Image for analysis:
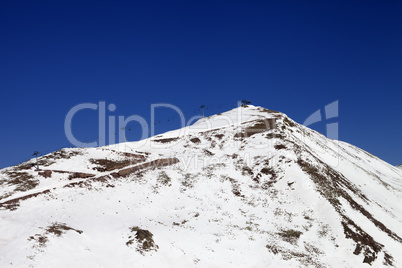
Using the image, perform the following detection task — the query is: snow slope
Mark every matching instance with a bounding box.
[0,105,401,267]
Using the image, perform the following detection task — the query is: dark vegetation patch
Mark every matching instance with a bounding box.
[231,186,243,197]
[297,157,401,242]
[38,170,52,178]
[90,158,142,172]
[209,140,217,148]
[203,149,214,156]
[204,163,226,170]
[266,244,280,254]
[265,133,286,139]
[296,159,341,206]
[0,171,39,200]
[63,175,112,188]
[1,173,114,211]
[383,252,394,266]
[252,175,260,184]
[303,214,313,221]
[202,163,226,180]
[126,227,158,254]
[50,149,82,159]
[215,134,224,140]
[257,167,278,189]
[120,152,148,159]
[296,150,400,265]
[200,130,214,141]
[297,156,372,207]
[28,222,82,248]
[106,150,149,158]
[67,172,95,180]
[282,117,297,128]
[63,180,91,189]
[181,173,198,190]
[266,243,324,267]
[38,149,83,167]
[342,219,383,264]
[241,166,253,176]
[278,229,303,244]
[189,137,201,144]
[274,144,287,150]
[346,197,401,243]
[46,222,83,236]
[153,137,179,143]
[0,190,51,211]
[0,192,13,201]
[173,220,188,226]
[260,167,275,176]
[5,171,38,192]
[234,132,246,139]
[258,108,279,114]
[157,171,171,186]
[11,149,82,170]
[41,169,95,180]
[28,234,48,248]
[222,176,245,198]
[13,161,36,170]
[304,242,324,255]
[112,158,179,178]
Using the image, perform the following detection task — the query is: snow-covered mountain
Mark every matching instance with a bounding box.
[1,105,401,267]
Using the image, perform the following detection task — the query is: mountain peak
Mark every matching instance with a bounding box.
[192,105,280,128]
[149,105,288,143]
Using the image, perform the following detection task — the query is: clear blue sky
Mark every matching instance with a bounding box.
[1,0,401,168]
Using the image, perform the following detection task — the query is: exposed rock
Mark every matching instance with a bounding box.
[38,170,52,178]
[113,158,180,178]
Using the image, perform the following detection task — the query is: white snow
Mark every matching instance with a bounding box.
[0,105,401,267]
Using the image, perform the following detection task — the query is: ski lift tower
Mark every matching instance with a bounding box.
[241,100,251,107]
[120,126,127,143]
[33,151,39,170]
[200,105,205,118]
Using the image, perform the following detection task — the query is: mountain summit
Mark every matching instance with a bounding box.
[1,105,401,267]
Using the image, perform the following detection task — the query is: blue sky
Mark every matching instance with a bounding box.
[0,0,401,168]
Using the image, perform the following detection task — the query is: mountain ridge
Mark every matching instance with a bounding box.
[1,105,401,267]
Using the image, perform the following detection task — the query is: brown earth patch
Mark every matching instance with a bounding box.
[112,158,180,178]
[296,153,400,265]
[90,159,142,172]
[38,170,52,178]
[190,137,201,144]
[126,226,158,254]
[153,137,179,143]
[0,189,51,211]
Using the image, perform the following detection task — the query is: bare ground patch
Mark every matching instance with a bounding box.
[126,226,158,254]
